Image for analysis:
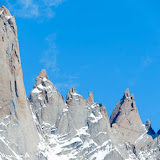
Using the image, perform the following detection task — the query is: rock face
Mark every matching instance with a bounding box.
[110,88,146,144]
[0,5,39,159]
[0,5,160,160]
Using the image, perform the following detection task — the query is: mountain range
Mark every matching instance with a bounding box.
[0,5,160,160]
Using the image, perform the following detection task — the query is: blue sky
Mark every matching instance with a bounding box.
[2,0,160,131]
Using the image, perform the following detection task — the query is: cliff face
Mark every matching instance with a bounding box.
[0,5,39,159]
[0,5,160,160]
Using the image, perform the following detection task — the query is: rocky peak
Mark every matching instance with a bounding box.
[123,88,135,101]
[87,91,94,103]
[36,69,48,80]
[146,119,151,130]
[0,5,39,159]
[124,88,130,98]
[66,88,84,105]
[66,88,78,100]
[30,70,66,126]
[0,5,17,36]
[146,119,156,136]
[110,88,145,144]
[69,87,76,93]
[110,89,137,125]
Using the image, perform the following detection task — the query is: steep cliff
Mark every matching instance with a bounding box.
[0,5,39,160]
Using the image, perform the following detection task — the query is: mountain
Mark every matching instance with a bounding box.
[0,5,160,160]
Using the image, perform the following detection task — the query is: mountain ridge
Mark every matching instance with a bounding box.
[0,5,160,160]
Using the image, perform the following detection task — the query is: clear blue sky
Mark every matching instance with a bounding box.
[2,0,160,131]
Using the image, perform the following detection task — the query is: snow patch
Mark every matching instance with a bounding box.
[135,131,148,144]
[5,16,12,20]
[32,88,41,94]
[0,137,22,160]
[72,93,80,96]
[0,10,4,16]
[89,112,102,123]
[89,139,113,160]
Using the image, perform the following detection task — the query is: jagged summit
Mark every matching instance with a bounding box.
[110,88,137,125]
[110,88,145,144]
[36,69,49,80]
[87,91,94,103]
[146,119,152,130]
[0,5,11,17]
[0,5,17,36]
[69,87,76,93]
[146,119,156,136]
[124,88,130,97]
[66,88,95,105]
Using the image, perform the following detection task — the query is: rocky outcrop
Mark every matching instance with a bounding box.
[146,119,156,137]
[110,89,160,160]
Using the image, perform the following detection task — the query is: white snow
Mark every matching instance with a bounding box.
[32,88,41,94]
[135,131,148,144]
[37,84,53,91]
[37,84,45,90]
[72,93,80,96]
[76,126,90,136]
[5,16,12,20]
[96,132,107,137]
[0,137,22,160]
[62,108,68,112]
[43,77,48,81]
[89,139,113,160]
[61,137,82,147]
[91,103,97,109]
[89,112,102,123]
[0,10,4,16]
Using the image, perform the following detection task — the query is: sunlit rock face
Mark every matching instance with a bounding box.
[110,88,146,144]
[0,5,39,160]
[0,5,160,160]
